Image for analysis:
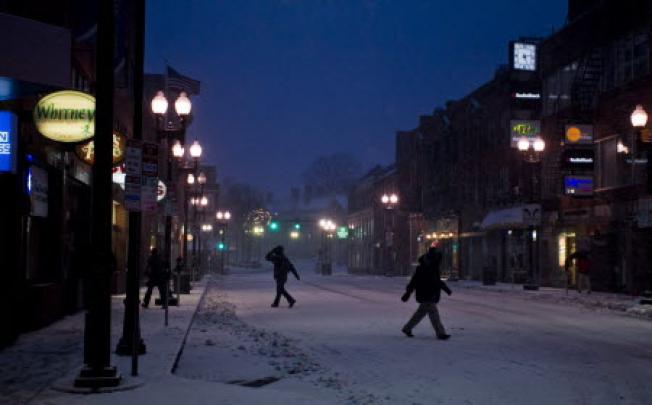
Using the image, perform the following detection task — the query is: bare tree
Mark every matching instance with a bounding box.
[301,153,361,198]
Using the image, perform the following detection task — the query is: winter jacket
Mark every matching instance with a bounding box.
[265,251,299,281]
[404,252,451,304]
[146,254,167,284]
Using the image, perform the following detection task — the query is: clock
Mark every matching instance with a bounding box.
[513,42,537,71]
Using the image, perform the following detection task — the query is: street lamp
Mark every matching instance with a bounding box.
[189,140,202,159]
[631,105,652,304]
[517,136,545,291]
[318,218,336,275]
[380,193,399,275]
[216,210,232,274]
[175,91,192,116]
[151,91,168,115]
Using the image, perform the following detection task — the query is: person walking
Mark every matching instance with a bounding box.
[265,245,300,308]
[401,246,452,340]
[142,248,170,308]
[565,249,592,294]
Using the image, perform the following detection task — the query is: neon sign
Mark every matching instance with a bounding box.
[0,111,17,173]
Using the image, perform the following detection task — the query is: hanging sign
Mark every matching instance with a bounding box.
[561,148,595,170]
[0,111,17,173]
[564,175,594,197]
[33,90,95,143]
[75,132,126,165]
[510,120,541,147]
[565,125,593,144]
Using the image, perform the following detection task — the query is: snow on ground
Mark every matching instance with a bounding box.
[175,261,652,405]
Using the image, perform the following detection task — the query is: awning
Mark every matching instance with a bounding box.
[481,204,541,230]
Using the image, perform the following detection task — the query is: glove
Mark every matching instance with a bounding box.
[401,292,410,302]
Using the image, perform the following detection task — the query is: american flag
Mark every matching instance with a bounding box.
[166,66,200,95]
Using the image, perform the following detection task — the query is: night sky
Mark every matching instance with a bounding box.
[145,0,567,200]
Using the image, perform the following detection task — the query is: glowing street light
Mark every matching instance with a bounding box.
[631,104,648,128]
[174,91,192,116]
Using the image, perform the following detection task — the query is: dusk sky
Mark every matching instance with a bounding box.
[145,0,567,199]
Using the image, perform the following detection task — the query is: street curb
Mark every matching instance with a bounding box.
[170,279,209,375]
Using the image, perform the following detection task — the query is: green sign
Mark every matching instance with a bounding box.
[336,227,349,239]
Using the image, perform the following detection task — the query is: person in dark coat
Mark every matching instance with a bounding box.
[401,247,452,340]
[142,248,169,308]
[265,245,300,308]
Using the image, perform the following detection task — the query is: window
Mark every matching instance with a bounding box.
[543,63,577,116]
[602,30,650,91]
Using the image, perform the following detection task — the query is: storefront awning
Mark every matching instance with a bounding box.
[481,204,541,230]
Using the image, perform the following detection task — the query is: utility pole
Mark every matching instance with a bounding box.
[75,0,120,388]
[116,0,147,367]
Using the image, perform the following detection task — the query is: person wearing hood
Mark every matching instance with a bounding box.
[400,246,452,340]
[265,245,300,307]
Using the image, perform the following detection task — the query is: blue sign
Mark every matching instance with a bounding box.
[564,175,593,196]
[0,111,17,173]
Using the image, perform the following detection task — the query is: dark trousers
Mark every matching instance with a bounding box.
[143,280,168,307]
[273,279,295,305]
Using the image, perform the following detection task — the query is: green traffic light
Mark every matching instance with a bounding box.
[294,223,301,230]
[269,221,280,232]
[217,242,226,251]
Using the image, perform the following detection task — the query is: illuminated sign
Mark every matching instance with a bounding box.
[510,120,541,147]
[561,149,595,170]
[337,226,349,239]
[0,111,17,173]
[33,90,95,142]
[75,132,126,165]
[512,42,537,71]
[157,180,167,201]
[564,175,593,196]
[565,125,593,144]
[513,92,541,99]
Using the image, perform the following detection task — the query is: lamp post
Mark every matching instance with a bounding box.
[183,172,194,286]
[380,193,399,275]
[187,141,202,280]
[151,90,191,305]
[517,136,545,291]
[216,210,231,274]
[318,218,336,275]
[630,105,652,304]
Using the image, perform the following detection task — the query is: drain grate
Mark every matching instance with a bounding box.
[228,376,281,388]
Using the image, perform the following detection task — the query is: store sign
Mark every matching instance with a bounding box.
[0,111,17,173]
[510,120,541,147]
[75,132,126,165]
[565,125,593,144]
[157,180,167,201]
[33,90,95,143]
[513,92,541,99]
[564,175,593,197]
[336,226,349,240]
[28,166,48,217]
[561,148,595,170]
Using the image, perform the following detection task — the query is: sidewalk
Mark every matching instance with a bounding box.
[0,281,206,405]
[16,276,332,405]
[450,279,652,319]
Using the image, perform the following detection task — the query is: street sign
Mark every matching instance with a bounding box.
[124,140,142,211]
[0,111,17,173]
[141,142,159,212]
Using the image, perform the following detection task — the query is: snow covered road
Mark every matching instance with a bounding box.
[176,267,652,405]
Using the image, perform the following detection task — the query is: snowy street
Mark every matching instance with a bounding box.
[176,264,652,405]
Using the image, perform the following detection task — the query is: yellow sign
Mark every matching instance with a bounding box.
[33,90,95,142]
[75,132,126,165]
[566,126,581,143]
[564,125,593,144]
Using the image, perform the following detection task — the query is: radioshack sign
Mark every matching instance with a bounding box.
[0,111,17,173]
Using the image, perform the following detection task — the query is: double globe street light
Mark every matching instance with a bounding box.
[516,136,545,291]
[216,210,232,274]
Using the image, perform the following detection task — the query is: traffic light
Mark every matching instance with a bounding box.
[293,223,301,230]
[269,221,280,232]
[217,242,226,251]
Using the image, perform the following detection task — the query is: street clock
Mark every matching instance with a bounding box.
[512,42,537,71]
